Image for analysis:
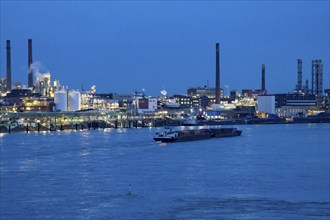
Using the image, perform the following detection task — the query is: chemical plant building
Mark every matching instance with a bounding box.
[0,40,329,129]
[258,59,328,118]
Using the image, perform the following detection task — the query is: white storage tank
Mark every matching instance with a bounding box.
[54,91,67,111]
[68,90,81,111]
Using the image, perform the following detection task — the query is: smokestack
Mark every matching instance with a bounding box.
[28,39,33,88]
[261,64,266,94]
[215,43,220,104]
[297,59,302,91]
[6,40,12,92]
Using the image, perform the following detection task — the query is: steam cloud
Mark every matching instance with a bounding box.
[29,61,50,80]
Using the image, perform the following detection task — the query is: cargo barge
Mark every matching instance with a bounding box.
[153,127,242,143]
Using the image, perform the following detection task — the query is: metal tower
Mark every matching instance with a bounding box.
[316,60,323,96]
[312,60,323,96]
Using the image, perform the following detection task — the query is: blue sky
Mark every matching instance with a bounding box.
[1,1,329,96]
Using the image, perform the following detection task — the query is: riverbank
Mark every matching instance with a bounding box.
[1,117,329,134]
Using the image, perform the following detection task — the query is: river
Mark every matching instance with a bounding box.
[0,123,329,219]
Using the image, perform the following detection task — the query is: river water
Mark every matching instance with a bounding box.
[0,124,329,219]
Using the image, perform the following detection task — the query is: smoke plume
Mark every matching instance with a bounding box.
[29,61,50,80]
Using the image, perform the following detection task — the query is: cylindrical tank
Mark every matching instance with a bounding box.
[68,90,81,111]
[54,91,67,111]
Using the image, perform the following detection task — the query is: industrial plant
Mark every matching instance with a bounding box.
[0,40,329,132]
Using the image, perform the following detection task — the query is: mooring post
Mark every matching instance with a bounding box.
[8,125,11,134]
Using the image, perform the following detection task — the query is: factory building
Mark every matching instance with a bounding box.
[91,98,119,111]
[187,87,224,98]
[257,95,276,116]
[80,92,129,111]
[275,94,318,117]
[1,89,54,112]
[110,93,133,110]
[4,89,34,105]
[230,90,241,100]
[80,91,140,112]
[324,89,330,112]
[136,97,158,113]
[0,97,54,112]
[160,98,180,109]
[173,94,192,108]
[35,73,53,97]
[0,77,7,96]
[275,94,317,108]
[241,89,253,98]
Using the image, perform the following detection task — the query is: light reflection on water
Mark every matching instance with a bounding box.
[0,123,329,219]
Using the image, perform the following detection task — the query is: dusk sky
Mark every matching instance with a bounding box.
[1,1,329,96]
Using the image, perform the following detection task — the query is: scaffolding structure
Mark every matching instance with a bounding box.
[312,60,323,96]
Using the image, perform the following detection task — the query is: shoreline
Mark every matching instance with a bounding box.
[1,118,329,134]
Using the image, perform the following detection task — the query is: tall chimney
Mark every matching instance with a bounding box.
[297,59,302,91]
[28,39,33,88]
[261,64,266,94]
[215,43,220,104]
[311,60,315,94]
[6,40,12,92]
